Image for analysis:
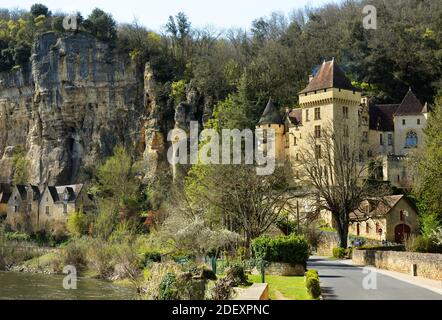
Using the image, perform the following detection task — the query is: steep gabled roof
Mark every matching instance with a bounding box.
[394,89,425,116]
[15,185,28,201]
[258,98,283,125]
[369,104,399,131]
[299,59,358,94]
[46,184,84,203]
[350,195,409,221]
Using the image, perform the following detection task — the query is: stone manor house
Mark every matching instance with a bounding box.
[257,59,427,242]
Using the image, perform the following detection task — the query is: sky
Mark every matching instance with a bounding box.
[0,0,338,31]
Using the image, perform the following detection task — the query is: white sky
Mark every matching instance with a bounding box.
[0,0,339,31]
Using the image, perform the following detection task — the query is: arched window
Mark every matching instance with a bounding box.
[405,131,418,148]
[366,222,370,234]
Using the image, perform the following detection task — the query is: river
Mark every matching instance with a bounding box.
[0,271,137,300]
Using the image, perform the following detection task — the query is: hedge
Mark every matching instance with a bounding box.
[305,269,321,299]
[332,247,346,259]
[252,235,309,265]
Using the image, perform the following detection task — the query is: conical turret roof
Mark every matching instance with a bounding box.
[258,98,283,125]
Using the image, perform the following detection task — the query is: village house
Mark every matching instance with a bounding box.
[5,184,94,234]
[349,195,419,244]
[6,184,41,232]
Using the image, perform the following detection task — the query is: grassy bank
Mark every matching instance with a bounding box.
[248,274,312,300]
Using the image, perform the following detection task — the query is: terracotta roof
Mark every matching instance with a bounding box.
[258,98,283,125]
[350,195,405,221]
[369,104,399,131]
[299,59,358,94]
[394,89,425,116]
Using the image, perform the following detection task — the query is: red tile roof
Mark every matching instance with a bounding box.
[299,59,358,94]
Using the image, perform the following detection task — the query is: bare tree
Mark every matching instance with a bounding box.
[299,124,390,248]
[185,164,296,249]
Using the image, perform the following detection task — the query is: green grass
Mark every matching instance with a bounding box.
[248,274,312,300]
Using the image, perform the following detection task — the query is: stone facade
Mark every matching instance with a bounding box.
[257,59,429,190]
[349,195,419,243]
[252,262,305,276]
[352,249,442,281]
[5,183,93,233]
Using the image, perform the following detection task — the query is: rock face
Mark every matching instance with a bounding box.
[0,32,213,188]
[0,32,145,185]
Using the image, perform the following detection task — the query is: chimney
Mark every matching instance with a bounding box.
[309,74,314,83]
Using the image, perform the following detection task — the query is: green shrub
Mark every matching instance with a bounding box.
[225,263,249,286]
[305,268,321,299]
[67,210,91,237]
[305,269,319,279]
[5,232,30,242]
[159,272,178,300]
[332,247,346,259]
[62,240,88,271]
[406,235,442,254]
[252,235,309,265]
[306,276,321,299]
[143,251,162,265]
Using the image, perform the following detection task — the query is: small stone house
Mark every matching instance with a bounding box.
[349,195,419,244]
[37,184,94,233]
[6,185,41,232]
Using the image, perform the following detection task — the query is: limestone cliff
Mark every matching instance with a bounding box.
[0,32,145,185]
[0,31,212,188]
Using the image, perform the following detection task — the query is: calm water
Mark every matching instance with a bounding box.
[0,272,137,300]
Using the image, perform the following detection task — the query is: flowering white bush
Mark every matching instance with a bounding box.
[433,227,442,245]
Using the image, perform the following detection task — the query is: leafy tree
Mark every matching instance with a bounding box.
[416,92,442,219]
[95,145,139,204]
[12,146,29,185]
[83,8,117,42]
[30,3,49,18]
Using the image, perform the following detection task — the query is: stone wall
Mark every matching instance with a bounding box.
[353,249,442,281]
[252,262,305,276]
[316,231,339,256]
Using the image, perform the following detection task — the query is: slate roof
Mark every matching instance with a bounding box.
[394,89,426,116]
[299,59,358,94]
[258,98,283,125]
[13,185,40,201]
[46,184,84,203]
[369,104,399,131]
[0,183,11,204]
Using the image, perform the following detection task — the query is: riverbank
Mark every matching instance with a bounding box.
[0,271,137,300]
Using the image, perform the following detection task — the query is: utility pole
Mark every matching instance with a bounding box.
[297,200,300,235]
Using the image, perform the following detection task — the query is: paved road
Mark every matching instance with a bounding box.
[308,257,442,300]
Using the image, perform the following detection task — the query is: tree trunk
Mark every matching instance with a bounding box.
[333,213,349,248]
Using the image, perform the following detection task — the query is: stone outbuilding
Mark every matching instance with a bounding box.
[349,195,419,244]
